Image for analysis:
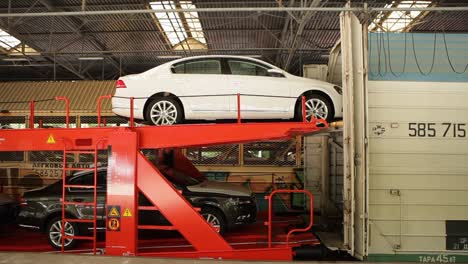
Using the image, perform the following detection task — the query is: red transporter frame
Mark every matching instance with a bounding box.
[0,96,325,261]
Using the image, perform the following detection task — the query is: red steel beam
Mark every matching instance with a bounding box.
[0,122,323,151]
[137,152,232,252]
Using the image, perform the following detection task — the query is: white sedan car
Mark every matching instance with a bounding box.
[112,55,342,125]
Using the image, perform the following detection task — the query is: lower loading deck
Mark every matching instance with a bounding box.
[0,122,327,260]
[0,213,319,255]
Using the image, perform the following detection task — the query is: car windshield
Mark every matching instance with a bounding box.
[162,168,202,187]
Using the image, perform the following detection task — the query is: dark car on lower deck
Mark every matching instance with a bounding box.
[0,193,19,225]
[18,168,256,249]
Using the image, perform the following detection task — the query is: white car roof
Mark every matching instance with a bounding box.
[167,55,279,69]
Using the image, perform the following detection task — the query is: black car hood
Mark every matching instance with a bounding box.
[186,181,251,197]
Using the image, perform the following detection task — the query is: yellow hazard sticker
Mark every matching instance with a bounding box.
[123,208,132,217]
[108,206,120,217]
[46,134,56,144]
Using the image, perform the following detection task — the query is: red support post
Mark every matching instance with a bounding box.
[130,97,135,128]
[106,129,138,255]
[29,100,35,129]
[237,93,241,124]
[301,95,306,123]
[55,96,70,128]
[39,119,43,128]
[97,95,112,127]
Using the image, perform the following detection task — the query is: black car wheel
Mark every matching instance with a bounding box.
[46,217,79,250]
[145,97,183,126]
[201,207,226,235]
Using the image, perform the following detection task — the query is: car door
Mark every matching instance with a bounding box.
[67,171,107,226]
[171,58,231,120]
[225,58,292,119]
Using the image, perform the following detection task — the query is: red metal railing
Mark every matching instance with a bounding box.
[237,93,241,124]
[265,189,314,247]
[301,96,307,123]
[97,95,112,127]
[24,93,327,129]
[130,97,135,127]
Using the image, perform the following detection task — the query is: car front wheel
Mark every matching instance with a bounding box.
[46,217,79,250]
[297,94,334,122]
[145,97,183,126]
[201,207,226,235]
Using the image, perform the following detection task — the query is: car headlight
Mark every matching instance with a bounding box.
[228,197,253,205]
[333,85,342,95]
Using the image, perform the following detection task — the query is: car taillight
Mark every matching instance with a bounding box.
[116,79,127,89]
[19,198,28,207]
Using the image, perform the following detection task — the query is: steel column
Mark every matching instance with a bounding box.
[106,129,138,255]
[2,7,468,18]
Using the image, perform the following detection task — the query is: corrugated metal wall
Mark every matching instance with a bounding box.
[329,131,344,212]
[304,131,344,215]
[367,33,468,263]
[368,81,468,261]
[0,81,115,113]
[304,135,326,212]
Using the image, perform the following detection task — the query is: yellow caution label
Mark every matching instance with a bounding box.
[123,208,132,217]
[108,207,120,217]
[46,134,56,144]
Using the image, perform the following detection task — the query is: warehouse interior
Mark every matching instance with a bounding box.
[0,1,468,263]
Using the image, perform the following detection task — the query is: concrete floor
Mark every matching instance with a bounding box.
[0,252,401,264]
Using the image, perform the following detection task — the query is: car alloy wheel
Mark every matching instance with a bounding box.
[202,212,222,233]
[48,219,75,248]
[305,98,329,121]
[150,100,178,125]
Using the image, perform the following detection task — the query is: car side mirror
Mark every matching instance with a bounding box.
[267,68,285,77]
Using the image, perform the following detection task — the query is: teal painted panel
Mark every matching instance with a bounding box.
[368,33,468,82]
[368,253,468,263]
[203,171,229,182]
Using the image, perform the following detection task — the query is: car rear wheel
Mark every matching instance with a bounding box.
[296,94,334,122]
[46,217,79,250]
[145,97,183,126]
[201,207,226,235]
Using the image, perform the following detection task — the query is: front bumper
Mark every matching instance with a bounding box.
[231,202,257,226]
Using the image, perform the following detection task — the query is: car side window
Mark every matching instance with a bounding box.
[172,59,221,74]
[68,171,106,191]
[172,63,185,73]
[227,60,269,77]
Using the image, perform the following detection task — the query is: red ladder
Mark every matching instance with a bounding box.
[61,147,99,254]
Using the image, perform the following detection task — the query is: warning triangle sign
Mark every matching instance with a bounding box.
[123,208,132,217]
[108,207,120,217]
[46,134,56,144]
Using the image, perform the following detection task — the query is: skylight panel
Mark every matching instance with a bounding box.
[150,1,206,47]
[0,29,21,50]
[150,1,187,46]
[179,1,207,44]
[369,1,432,32]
